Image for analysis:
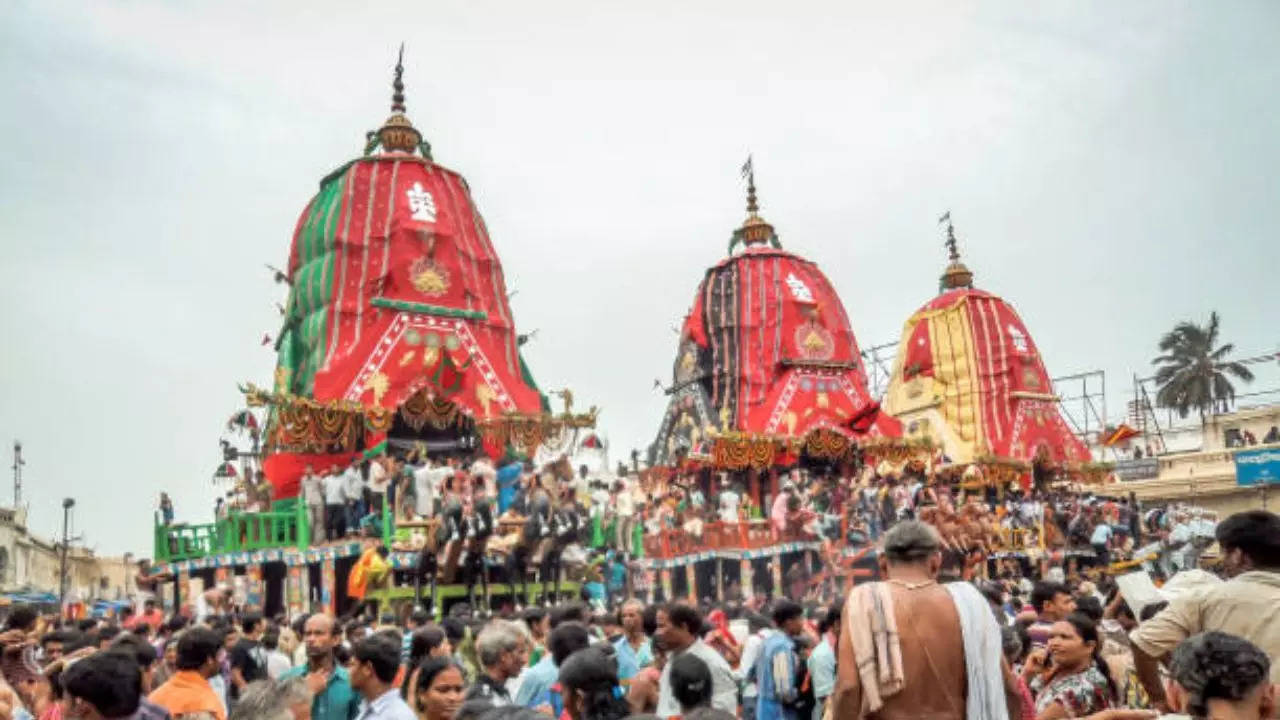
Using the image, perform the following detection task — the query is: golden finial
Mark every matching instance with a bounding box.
[938,211,974,291]
[376,44,425,155]
[729,154,779,253]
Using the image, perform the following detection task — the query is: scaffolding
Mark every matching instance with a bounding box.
[1052,369,1108,449]
[861,341,899,400]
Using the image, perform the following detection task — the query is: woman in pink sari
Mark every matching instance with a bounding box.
[770,483,793,538]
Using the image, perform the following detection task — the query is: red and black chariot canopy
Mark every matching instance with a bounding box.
[650,168,899,466]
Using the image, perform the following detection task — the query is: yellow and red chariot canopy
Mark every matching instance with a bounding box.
[883,287,1090,465]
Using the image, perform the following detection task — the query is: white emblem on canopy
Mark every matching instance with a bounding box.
[785,272,814,302]
[407,182,438,222]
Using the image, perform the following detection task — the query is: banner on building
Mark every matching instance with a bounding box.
[1113,458,1158,481]
[1234,448,1280,486]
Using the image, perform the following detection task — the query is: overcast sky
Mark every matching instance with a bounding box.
[1,1,1276,558]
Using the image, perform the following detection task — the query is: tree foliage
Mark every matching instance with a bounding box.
[1151,311,1254,422]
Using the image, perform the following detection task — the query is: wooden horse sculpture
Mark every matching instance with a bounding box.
[538,498,584,605]
[508,495,552,606]
[459,498,495,613]
[412,518,443,613]
[438,501,467,585]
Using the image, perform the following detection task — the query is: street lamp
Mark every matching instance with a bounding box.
[58,497,74,609]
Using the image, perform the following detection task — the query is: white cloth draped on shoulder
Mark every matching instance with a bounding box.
[945,581,1010,720]
[843,581,905,714]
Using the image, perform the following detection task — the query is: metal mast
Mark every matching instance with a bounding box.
[11,441,22,507]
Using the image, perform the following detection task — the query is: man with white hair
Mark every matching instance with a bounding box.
[229,678,311,720]
[466,620,529,705]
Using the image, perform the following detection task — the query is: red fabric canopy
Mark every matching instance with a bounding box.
[885,287,1090,464]
[652,244,899,465]
[263,451,361,500]
[296,158,543,418]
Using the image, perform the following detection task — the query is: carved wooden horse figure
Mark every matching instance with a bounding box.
[412,518,443,614]
[539,495,584,605]
[438,501,467,588]
[508,496,552,606]
[459,496,494,614]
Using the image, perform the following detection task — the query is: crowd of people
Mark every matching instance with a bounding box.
[172,447,1220,596]
[5,503,1278,719]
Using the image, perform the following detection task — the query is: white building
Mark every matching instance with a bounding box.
[0,505,132,602]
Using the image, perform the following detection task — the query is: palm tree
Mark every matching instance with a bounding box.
[1152,311,1254,424]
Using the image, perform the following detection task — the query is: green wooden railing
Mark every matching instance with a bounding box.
[154,497,392,563]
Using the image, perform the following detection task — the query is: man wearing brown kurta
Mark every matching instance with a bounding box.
[832,521,1021,719]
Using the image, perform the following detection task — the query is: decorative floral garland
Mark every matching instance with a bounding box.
[709,432,788,470]
[245,382,598,457]
[804,428,853,459]
[242,383,393,453]
[476,409,599,457]
[859,436,936,464]
[399,388,463,431]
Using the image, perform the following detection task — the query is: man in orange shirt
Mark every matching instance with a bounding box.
[149,627,227,720]
[129,599,165,634]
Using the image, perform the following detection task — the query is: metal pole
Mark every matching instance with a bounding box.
[11,441,22,507]
[59,498,74,609]
[1101,371,1107,442]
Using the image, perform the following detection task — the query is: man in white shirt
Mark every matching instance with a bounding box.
[350,635,418,719]
[1132,510,1280,706]
[322,465,347,540]
[368,456,390,518]
[470,456,498,499]
[343,462,367,537]
[655,603,738,718]
[719,482,741,524]
[412,459,454,519]
[738,615,773,720]
[301,465,326,543]
[590,482,610,520]
[411,461,436,518]
[614,479,634,552]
